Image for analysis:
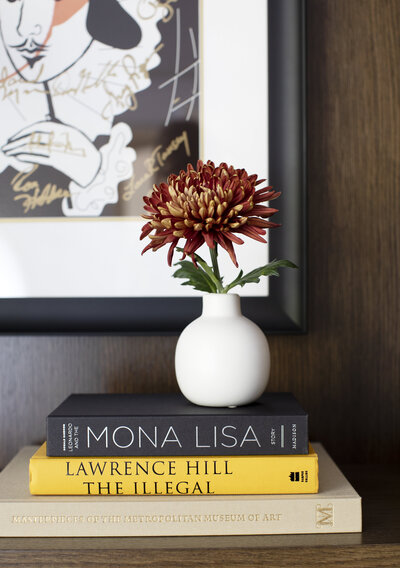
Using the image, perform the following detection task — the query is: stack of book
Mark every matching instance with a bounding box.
[0,393,362,537]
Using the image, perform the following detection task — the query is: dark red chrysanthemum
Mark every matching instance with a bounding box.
[140,160,281,267]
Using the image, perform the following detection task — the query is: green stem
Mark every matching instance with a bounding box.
[209,245,223,293]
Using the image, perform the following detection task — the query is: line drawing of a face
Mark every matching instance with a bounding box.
[0,0,92,83]
[0,0,173,216]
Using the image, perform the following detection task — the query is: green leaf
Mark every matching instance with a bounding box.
[175,247,224,293]
[172,260,218,293]
[223,259,298,293]
[195,257,224,292]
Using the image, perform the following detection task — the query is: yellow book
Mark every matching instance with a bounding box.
[29,443,318,496]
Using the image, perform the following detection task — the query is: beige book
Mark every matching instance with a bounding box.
[0,443,361,537]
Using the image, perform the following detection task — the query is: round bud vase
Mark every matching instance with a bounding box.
[175,293,270,407]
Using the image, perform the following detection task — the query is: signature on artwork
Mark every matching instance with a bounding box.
[24,131,86,157]
[11,165,70,213]
[0,45,164,122]
[0,1,199,217]
[138,0,178,23]
[122,129,190,201]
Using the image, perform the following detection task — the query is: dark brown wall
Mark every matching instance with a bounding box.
[0,0,399,469]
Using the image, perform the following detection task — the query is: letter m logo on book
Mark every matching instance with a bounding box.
[315,504,334,528]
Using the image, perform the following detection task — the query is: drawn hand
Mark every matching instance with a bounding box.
[1,121,102,188]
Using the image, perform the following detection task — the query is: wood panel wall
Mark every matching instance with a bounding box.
[0,0,399,469]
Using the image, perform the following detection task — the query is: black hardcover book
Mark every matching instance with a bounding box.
[46,393,308,457]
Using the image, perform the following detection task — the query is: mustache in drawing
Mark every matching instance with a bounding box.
[9,39,49,54]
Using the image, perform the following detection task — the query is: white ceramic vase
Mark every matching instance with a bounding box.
[175,293,270,407]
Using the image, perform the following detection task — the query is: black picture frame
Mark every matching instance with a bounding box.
[0,0,306,334]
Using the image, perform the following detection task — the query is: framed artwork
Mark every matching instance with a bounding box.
[0,0,306,333]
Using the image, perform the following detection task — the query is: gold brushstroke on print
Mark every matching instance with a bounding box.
[138,0,178,24]
[1,42,164,121]
[122,129,191,202]
[11,165,70,214]
[4,127,192,218]
[135,43,164,82]
[0,66,44,104]
[0,1,200,221]
[24,131,86,157]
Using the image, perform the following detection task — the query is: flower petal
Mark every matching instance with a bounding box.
[216,233,238,267]
[140,160,282,268]
[203,231,215,248]
[167,241,179,266]
[223,231,245,245]
[236,225,267,243]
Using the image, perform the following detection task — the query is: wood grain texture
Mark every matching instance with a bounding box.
[0,0,399,469]
[0,545,399,568]
[0,335,178,468]
[268,0,400,465]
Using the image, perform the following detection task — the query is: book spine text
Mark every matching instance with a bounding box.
[46,415,308,456]
[2,495,361,537]
[29,451,318,495]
